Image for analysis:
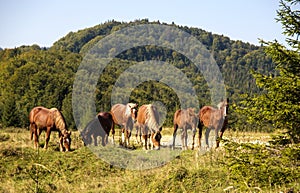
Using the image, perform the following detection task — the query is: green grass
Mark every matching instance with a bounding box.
[0,127,299,193]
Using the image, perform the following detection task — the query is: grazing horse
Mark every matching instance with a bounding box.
[198,98,229,148]
[110,103,138,146]
[136,104,162,150]
[81,112,115,146]
[172,108,199,150]
[29,106,71,152]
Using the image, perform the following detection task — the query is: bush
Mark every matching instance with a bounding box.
[223,140,300,191]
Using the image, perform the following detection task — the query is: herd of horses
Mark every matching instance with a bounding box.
[29,98,229,152]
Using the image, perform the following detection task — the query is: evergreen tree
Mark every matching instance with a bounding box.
[239,0,300,143]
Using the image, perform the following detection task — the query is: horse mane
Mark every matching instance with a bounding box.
[145,104,159,131]
[187,108,196,116]
[50,108,66,131]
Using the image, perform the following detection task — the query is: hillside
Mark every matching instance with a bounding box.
[0,19,275,128]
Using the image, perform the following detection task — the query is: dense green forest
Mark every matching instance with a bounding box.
[0,19,275,129]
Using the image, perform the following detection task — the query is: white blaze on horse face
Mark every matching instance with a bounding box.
[223,105,227,117]
[65,138,70,145]
[132,108,137,120]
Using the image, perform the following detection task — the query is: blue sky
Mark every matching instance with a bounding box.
[0,0,285,48]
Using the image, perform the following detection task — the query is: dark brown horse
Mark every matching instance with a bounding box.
[81,112,115,146]
[29,106,71,151]
[198,98,229,148]
[110,103,138,147]
[172,108,199,150]
[136,104,162,150]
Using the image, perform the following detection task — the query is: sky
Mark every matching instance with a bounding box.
[0,0,286,49]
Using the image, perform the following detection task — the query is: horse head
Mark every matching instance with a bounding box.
[126,103,138,121]
[151,128,162,150]
[60,130,71,151]
[80,129,91,146]
[218,98,229,118]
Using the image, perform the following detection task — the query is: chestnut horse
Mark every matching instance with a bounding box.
[81,112,115,146]
[198,98,229,148]
[110,103,138,147]
[29,106,71,151]
[172,108,199,150]
[136,104,162,150]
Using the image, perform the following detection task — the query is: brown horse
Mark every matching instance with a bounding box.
[29,106,71,152]
[81,112,115,146]
[136,104,162,150]
[198,98,229,148]
[110,103,138,146]
[172,108,199,150]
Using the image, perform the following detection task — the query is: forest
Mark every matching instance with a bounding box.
[0,19,274,130]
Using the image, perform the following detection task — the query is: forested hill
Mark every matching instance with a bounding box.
[52,19,274,95]
[0,19,274,128]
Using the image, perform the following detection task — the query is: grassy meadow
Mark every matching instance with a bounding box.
[0,127,299,193]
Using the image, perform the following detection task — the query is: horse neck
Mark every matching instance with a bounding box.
[218,106,226,120]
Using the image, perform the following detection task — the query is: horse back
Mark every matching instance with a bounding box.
[111,104,126,125]
[30,106,54,128]
[174,109,197,128]
[199,106,222,127]
[136,105,147,124]
[29,106,45,123]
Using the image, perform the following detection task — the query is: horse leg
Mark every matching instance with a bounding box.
[135,124,139,144]
[59,132,64,152]
[141,126,148,150]
[198,122,202,149]
[205,127,211,148]
[150,132,154,150]
[33,125,39,149]
[216,131,223,148]
[148,133,152,150]
[172,124,178,150]
[102,134,108,146]
[192,128,196,150]
[136,124,142,144]
[181,128,188,150]
[44,128,51,150]
[93,134,98,146]
[121,128,125,146]
[216,118,227,148]
[126,128,131,147]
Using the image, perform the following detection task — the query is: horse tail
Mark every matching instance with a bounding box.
[29,107,42,141]
[30,125,34,140]
[110,114,115,136]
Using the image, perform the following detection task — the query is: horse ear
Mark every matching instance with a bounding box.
[159,127,162,132]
